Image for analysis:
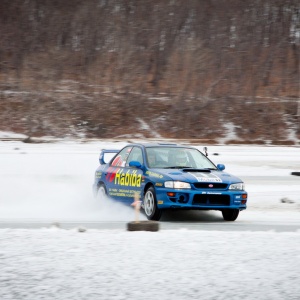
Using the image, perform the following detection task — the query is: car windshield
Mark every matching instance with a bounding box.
[145,147,217,169]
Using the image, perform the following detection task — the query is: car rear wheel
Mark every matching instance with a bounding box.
[222,209,239,221]
[144,186,162,221]
[97,183,107,199]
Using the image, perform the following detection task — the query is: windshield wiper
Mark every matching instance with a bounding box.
[164,166,193,169]
[182,168,212,172]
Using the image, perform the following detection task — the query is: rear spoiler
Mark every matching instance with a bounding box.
[99,149,120,165]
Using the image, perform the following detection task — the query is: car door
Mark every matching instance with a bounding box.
[116,147,144,204]
[105,146,144,204]
[105,146,133,202]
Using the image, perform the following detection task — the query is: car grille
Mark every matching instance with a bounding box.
[193,182,228,189]
[193,194,230,206]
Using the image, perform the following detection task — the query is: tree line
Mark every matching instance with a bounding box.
[0,0,299,141]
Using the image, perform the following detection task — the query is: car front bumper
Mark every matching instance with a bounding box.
[154,187,247,210]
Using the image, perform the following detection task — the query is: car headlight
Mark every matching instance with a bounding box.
[165,181,191,189]
[229,183,245,190]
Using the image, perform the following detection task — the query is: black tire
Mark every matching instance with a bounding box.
[291,172,300,176]
[127,221,159,232]
[222,209,239,221]
[143,186,162,221]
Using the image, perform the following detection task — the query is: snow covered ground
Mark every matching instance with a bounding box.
[1,228,299,300]
[0,139,300,299]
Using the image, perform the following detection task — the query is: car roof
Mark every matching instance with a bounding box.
[126,142,197,149]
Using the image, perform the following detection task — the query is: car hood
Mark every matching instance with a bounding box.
[150,168,243,184]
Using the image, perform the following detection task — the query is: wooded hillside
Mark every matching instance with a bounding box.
[1,0,299,143]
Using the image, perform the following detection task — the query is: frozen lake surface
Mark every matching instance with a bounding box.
[0,140,299,299]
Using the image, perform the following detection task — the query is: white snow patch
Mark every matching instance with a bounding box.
[0,131,27,139]
[218,122,239,144]
[136,118,162,138]
[283,115,299,142]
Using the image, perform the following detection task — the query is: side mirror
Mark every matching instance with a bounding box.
[203,147,208,156]
[129,161,142,168]
[217,164,225,171]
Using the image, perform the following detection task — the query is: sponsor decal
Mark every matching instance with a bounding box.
[106,167,118,182]
[111,155,124,167]
[146,171,164,179]
[114,169,142,187]
[108,188,141,198]
[155,183,163,187]
[111,147,132,167]
[106,167,142,187]
[208,184,213,188]
[95,171,102,179]
[189,172,222,182]
[158,200,163,205]
[202,192,222,195]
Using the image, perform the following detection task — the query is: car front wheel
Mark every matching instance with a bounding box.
[222,209,239,221]
[144,186,162,221]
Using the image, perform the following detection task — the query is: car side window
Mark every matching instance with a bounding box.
[126,147,143,167]
[111,147,132,167]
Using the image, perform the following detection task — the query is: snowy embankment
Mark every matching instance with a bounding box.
[0,139,299,299]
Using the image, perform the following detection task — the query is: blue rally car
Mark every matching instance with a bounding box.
[93,143,247,221]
